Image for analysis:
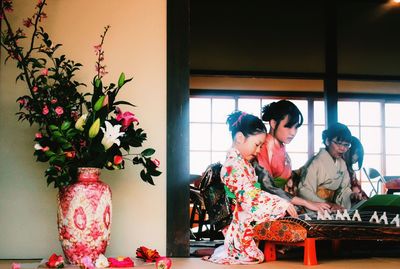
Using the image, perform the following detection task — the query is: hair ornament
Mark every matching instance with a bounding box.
[232,112,247,127]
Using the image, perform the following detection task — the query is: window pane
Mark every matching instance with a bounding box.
[385,127,400,154]
[286,126,308,152]
[212,98,235,123]
[291,100,308,124]
[212,123,231,151]
[361,154,382,196]
[338,101,359,125]
[348,126,359,138]
[386,156,400,176]
[212,151,227,164]
[363,154,382,174]
[290,153,308,170]
[385,103,400,127]
[190,152,211,174]
[314,101,325,125]
[190,98,211,122]
[360,127,381,153]
[238,98,262,117]
[360,102,381,126]
[314,125,325,152]
[190,123,210,150]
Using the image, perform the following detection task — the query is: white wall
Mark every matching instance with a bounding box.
[0,0,166,258]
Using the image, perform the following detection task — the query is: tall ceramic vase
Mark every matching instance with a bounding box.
[57,167,112,264]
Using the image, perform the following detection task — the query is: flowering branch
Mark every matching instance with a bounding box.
[1,0,161,188]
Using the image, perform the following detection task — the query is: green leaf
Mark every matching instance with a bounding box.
[61,121,71,131]
[113,100,136,107]
[45,151,56,157]
[52,131,63,137]
[118,72,125,88]
[150,170,162,176]
[49,125,59,131]
[141,148,155,157]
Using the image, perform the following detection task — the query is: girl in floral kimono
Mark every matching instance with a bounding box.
[298,123,363,211]
[257,100,331,213]
[206,111,297,265]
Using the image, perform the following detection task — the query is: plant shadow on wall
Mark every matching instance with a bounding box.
[0,0,162,188]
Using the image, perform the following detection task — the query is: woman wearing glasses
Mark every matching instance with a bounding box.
[298,122,362,211]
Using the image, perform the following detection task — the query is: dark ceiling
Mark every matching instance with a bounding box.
[190,0,400,76]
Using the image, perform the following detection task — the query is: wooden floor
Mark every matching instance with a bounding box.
[1,257,400,269]
[2,241,400,269]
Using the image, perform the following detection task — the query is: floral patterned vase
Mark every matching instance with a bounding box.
[57,167,112,264]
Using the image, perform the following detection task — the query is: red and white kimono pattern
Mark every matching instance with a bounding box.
[207,148,290,264]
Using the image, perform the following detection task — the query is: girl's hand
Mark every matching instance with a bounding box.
[329,203,345,212]
[306,201,331,213]
[286,204,298,218]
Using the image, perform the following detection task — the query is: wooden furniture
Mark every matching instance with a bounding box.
[254,195,400,266]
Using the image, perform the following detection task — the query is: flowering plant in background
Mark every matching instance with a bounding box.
[135,246,160,262]
[0,0,161,188]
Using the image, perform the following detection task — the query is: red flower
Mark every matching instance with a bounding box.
[55,106,64,115]
[51,98,58,104]
[107,257,134,267]
[65,151,76,159]
[32,86,38,92]
[155,257,172,269]
[23,18,33,28]
[40,68,48,76]
[42,105,49,115]
[46,253,64,268]
[116,109,139,129]
[136,246,160,262]
[113,155,123,165]
[35,132,42,139]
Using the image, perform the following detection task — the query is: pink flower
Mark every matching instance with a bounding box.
[80,256,94,269]
[42,146,50,152]
[3,0,13,12]
[32,86,38,92]
[116,109,139,129]
[55,106,64,115]
[152,158,160,167]
[17,99,25,105]
[42,105,49,115]
[155,257,172,269]
[51,98,57,104]
[94,44,102,55]
[40,68,48,76]
[23,18,33,28]
[35,132,42,139]
[11,263,21,269]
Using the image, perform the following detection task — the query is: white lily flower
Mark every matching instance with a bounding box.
[95,254,109,268]
[100,121,124,150]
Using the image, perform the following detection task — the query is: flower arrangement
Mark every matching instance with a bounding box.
[0,0,161,188]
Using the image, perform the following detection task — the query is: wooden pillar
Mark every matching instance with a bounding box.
[324,0,338,127]
[167,0,190,256]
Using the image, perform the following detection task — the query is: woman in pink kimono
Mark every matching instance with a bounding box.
[257,100,331,213]
[206,111,297,264]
